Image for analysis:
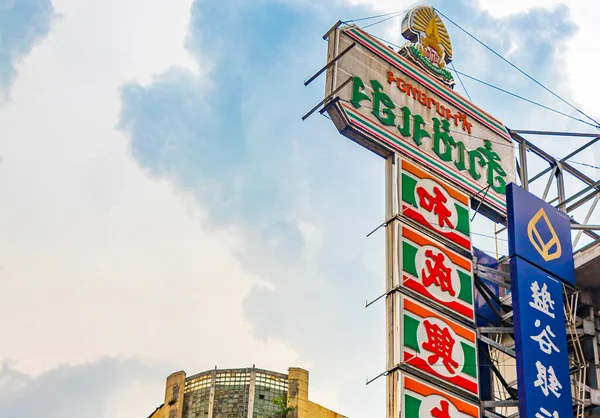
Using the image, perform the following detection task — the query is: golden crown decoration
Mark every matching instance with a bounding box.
[400,6,455,88]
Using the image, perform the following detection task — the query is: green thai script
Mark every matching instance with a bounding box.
[408,45,454,82]
[351,76,507,194]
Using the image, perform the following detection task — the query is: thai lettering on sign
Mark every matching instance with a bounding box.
[351,76,508,195]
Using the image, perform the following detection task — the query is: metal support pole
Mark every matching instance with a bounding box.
[574,195,600,247]
[541,166,557,201]
[570,225,600,231]
[304,42,356,86]
[385,153,401,418]
[556,162,567,213]
[518,140,529,190]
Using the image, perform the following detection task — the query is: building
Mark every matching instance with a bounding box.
[148,366,346,418]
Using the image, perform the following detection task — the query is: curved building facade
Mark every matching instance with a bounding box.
[183,367,288,417]
[148,366,345,418]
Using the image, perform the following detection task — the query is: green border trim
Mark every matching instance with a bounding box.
[344,27,511,141]
[342,103,506,212]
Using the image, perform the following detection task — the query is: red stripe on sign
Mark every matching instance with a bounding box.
[403,226,471,270]
[402,206,471,250]
[404,298,475,342]
[402,159,469,205]
[342,104,506,213]
[342,102,507,206]
[404,376,479,416]
[403,352,478,395]
[403,276,474,320]
[344,28,510,141]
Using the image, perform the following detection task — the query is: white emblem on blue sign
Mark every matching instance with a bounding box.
[530,320,559,355]
[529,281,555,318]
[533,361,562,398]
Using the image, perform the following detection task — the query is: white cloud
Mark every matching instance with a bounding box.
[0,0,297,415]
[357,0,600,125]
[3,0,600,417]
[476,0,564,17]
[343,0,414,12]
[476,0,600,122]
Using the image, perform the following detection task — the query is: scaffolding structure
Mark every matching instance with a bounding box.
[478,129,600,418]
[303,16,600,418]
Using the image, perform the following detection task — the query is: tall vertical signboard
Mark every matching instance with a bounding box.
[393,154,481,413]
[321,4,516,418]
[507,183,575,418]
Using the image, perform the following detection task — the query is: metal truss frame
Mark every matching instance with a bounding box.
[510,129,600,251]
[478,130,600,418]
[476,261,590,418]
[563,283,586,418]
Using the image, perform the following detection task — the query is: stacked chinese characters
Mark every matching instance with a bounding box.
[391,157,480,418]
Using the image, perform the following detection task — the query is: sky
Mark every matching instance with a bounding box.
[1,0,599,417]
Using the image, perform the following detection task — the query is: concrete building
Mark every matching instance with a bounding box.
[148,366,346,418]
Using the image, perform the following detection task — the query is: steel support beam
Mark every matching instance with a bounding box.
[571,225,600,231]
[509,130,600,137]
[479,327,514,333]
[483,410,508,418]
[304,42,356,86]
[479,334,516,357]
[483,400,519,408]
[518,140,529,190]
[509,130,600,244]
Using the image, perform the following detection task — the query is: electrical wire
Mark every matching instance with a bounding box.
[568,160,600,171]
[342,9,408,24]
[363,11,406,29]
[452,69,599,130]
[339,98,520,151]
[366,212,509,243]
[352,31,596,130]
[473,231,507,242]
[450,62,473,102]
[433,7,600,130]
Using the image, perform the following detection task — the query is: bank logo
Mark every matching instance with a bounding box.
[527,208,562,262]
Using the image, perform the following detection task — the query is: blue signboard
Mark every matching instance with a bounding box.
[506,183,575,285]
[474,247,502,402]
[474,247,501,327]
[511,256,573,418]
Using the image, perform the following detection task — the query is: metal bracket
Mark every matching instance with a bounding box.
[304,42,356,86]
[301,76,352,121]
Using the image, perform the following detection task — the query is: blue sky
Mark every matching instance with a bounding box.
[0,0,53,100]
[1,0,599,417]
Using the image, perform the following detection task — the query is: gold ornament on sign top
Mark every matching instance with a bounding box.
[400,6,455,87]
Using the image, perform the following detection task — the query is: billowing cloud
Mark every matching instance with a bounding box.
[118,0,590,415]
[0,0,595,417]
[0,0,54,100]
[0,0,298,416]
[0,358,167,418]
